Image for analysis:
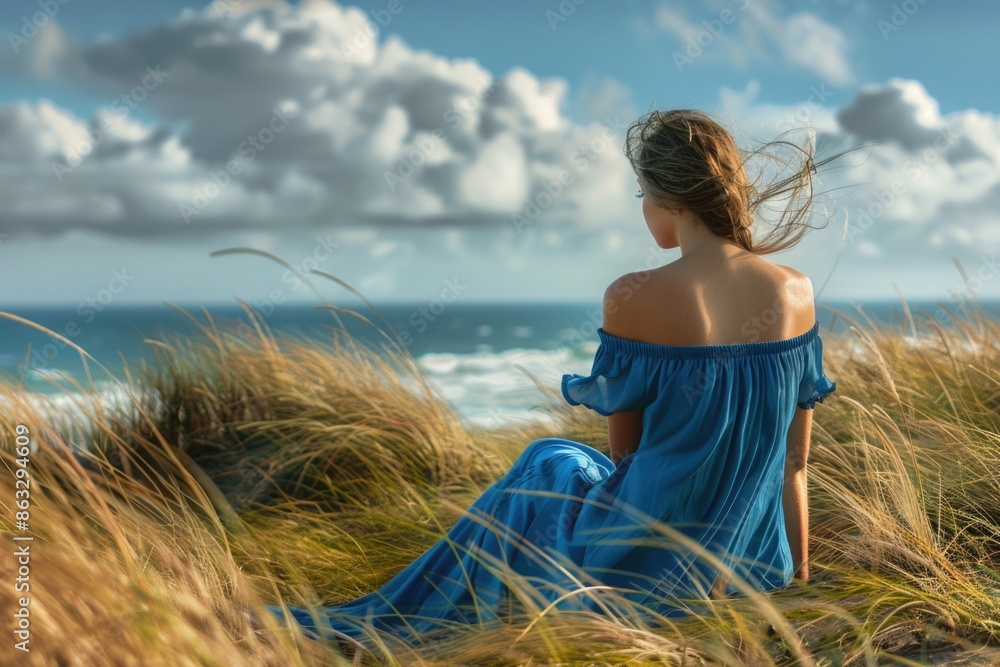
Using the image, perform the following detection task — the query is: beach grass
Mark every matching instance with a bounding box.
[1,292,1000,666]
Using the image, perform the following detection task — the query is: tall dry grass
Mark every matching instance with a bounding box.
[1,285,999,665]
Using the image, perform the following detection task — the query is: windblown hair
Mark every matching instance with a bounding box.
[624,108,850,255]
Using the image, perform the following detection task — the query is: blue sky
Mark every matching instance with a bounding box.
[0,0,997,307]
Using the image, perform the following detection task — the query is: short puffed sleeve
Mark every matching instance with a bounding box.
[797,332,836,410]
[561,329,653,417]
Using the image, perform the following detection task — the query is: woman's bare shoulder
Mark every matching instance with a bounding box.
[601,265,690,340]
[602,259,816,343]
[765,262,818,331]
[602,265,679,309]
[770,263,816,305]
[770,261,810,285]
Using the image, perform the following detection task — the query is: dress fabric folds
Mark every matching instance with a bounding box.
[266,320,836,645]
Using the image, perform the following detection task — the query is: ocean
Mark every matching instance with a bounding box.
[1,299,996,438]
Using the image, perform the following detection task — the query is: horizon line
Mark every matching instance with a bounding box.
[1,296,998,311]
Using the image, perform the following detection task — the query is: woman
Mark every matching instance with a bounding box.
[264,109,840,649]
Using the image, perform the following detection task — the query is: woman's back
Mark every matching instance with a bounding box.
[561,287,834,607]
[556,170,838,600]
[605,249,817,348]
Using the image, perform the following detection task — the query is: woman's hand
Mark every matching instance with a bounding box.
[609,409,643,464]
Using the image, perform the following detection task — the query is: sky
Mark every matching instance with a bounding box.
[0,0,998,307]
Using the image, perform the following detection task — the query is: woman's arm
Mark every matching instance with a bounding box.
[784,405,812,581]
[602,275,646,466]
[609,409,643,465]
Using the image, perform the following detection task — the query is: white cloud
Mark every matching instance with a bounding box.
[654,0,854,86]
[712,78,1000,291]
[831,80,1000,241]
[0,0,635,240]
[3,1,997,305]
[836,79,943,150]
[655,6,701,42]
[763,11,853,87]
[456,131,529,213]
[572,75,636,125]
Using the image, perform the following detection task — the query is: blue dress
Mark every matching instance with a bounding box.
[266,320,836,645]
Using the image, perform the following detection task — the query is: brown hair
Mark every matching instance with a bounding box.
[624,108,851,255]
